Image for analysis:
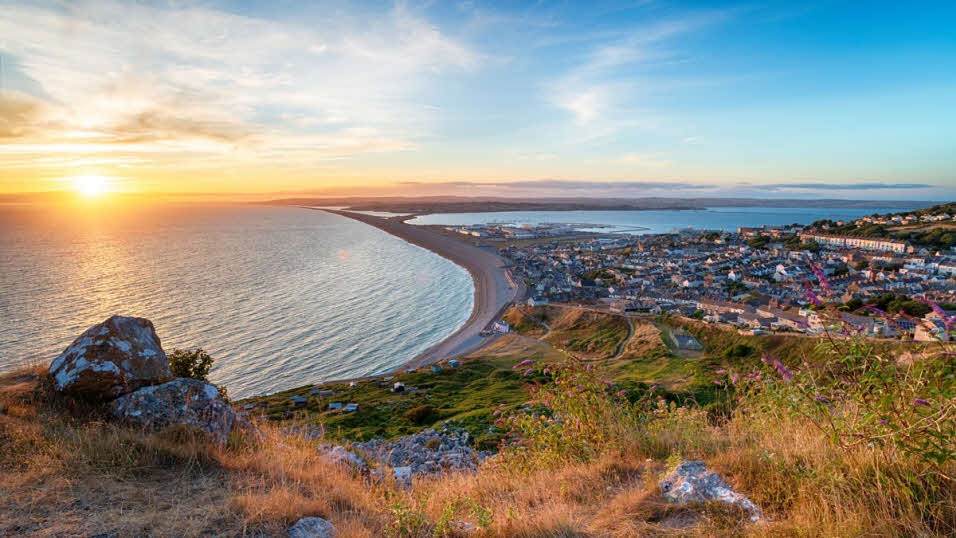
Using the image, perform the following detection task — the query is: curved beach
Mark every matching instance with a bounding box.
[317,209,524,369]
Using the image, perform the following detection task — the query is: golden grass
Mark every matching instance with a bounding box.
[2,366,952,537]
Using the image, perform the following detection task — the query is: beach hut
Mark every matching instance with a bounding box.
[344,403,359,413]
[448,359,460,368]
[328,402,343,410]
[290,395,307,407]
[431,364,442,373]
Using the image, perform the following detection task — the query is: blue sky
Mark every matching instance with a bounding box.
[0,0,954,199]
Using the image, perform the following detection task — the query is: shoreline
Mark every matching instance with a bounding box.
[313,208,525,372]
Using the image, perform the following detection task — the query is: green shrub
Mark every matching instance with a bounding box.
[168,348,214,381]
[403,404,435,425]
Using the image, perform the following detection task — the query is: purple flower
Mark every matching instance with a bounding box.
[603,380,614,387]
[714,380,722,386]
[649,384,658,391]
[513,359,535,369]
[814,396,830,403]
[715,369,727,375]
[914,398,931,407]
[773,359,793,380]
[877,419,888,425]
[804,286,823,307]
[807,256,831,292]
[617,389,628,397]
[575,385,584,390]
[760,355,771,364]
[493,409,501,416]
[524,368,533,377]
[730,374,739,384]
[586,364,592,372]
[918,297,947,319]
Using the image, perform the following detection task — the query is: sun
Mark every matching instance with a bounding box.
[71,175,110,198]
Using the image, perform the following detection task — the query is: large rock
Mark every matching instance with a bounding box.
[659,461,762,521]
[287,517,334,538]
[49,315,170,399]
[110,378,238,444]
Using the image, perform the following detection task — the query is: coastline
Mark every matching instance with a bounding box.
[314,208,525,371]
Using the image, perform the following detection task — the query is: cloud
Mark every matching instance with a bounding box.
[757,182,935,191]
[547,10,731,136]
[0,0,479,176]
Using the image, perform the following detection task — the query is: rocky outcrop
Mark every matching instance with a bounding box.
[658,461,762,521]
[49,315,170,399]
[315,427,491,488]
[287,517,334,538]
[110,378,238,444]
[350,428,491,477]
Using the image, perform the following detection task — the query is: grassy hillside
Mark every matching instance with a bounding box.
[2,307,952,536]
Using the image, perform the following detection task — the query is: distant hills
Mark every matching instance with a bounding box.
[261,196,934,214]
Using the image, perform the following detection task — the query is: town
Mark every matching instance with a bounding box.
[463,209,956,343]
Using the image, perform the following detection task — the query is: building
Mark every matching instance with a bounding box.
[798,233,909,253]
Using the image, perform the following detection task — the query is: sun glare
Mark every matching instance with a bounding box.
[71,175,110,198]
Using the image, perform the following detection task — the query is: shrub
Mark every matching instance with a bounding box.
[403,404,435,425]
[424,437,440,450]
[168,348,214,382]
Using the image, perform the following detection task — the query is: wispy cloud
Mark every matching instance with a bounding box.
[0,0,478,180]
[547,10,731,136]
[758,182,936,191]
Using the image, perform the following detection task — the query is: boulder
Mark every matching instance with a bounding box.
[658,461,762,521]
[110,378,238,444]
[318,445,367,471]
[287,517,334,538]
[50,315,170,399]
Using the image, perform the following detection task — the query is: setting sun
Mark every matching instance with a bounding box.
[71,175,110,198]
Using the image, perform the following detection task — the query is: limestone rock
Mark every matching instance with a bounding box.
[110,378,238,444]
[317,444,367,471]
[658,461,762,521]
[287,516,334,538]
[49,315,170,399]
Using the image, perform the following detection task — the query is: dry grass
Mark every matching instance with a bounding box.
[2,366,952,537]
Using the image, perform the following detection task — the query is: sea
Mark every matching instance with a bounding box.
[406,206,924,233]
[0,204,472,399]
[0,203,927,398]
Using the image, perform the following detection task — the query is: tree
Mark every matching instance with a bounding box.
[168,348,215,382]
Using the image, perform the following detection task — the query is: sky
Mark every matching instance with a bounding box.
[0,0,954,200]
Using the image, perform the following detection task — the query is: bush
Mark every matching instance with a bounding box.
[424,437,440,450]
[167,348,228,401]
[404,405,435,425]
[168,348,214,382]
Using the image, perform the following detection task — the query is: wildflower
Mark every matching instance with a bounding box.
[575,385,584,390]
[730,374,739,384]
[586,364,592,372]
[513,359,535,369]
[714,380,722,386]
[804,287,823,306]
[603,380,614,387]
[807,256,831,292]
[814,396,830,403]
[914,398,931,407]
[715,369,727,374]
[760,355,771,364]
[774,360,793,380]
[649,384,658,391]
[523,368,533,377]
[918,297,947,319]
[493,409,501,416]
[877,419,888,425]
[617,389,628,397]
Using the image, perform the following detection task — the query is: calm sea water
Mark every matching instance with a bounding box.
[0,205,473,398]
[407,206,928,233]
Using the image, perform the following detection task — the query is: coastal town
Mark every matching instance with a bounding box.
[458,206,956,342]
